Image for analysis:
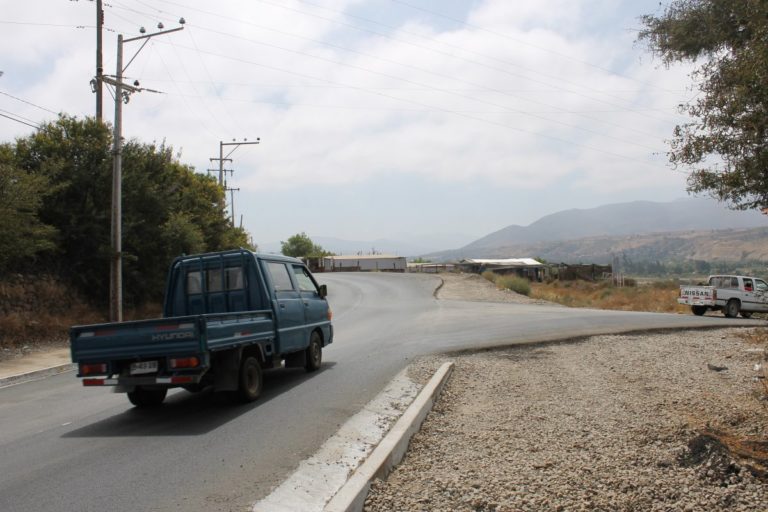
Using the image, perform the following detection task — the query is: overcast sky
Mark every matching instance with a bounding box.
[0,1,699,252]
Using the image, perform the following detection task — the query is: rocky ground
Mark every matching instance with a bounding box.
[366,274,768,512]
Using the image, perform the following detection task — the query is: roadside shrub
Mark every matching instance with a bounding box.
[481,270,497,283]
[496,275,531,296]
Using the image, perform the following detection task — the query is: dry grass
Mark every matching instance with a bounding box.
[530,279,690,314]
[0,276,161,352]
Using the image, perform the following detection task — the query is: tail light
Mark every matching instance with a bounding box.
[81,363,108,375]
[169,356,200,369]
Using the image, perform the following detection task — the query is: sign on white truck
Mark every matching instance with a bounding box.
[678,275,768,318]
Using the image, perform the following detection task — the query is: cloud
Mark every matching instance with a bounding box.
[0,0,700,240]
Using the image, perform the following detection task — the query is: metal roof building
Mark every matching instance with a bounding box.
[322,255,407,272]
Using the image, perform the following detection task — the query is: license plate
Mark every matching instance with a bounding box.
[130,360,158,375]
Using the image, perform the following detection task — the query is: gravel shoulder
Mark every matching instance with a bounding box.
[436,272,556,305]
[367,275,768,512]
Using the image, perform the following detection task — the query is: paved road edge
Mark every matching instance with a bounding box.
[323,362,454,512]
[0,363,75,388]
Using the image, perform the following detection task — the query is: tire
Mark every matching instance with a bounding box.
[237,356,263,403]
[691,306,706,316]
[741,311,753,319]
[724,299,741,318]
[127,387,167,407]
[305,331,322,373]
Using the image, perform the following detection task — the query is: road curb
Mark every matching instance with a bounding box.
[323,362,454,512]
[0,363,75,388]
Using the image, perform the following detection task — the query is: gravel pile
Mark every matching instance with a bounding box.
[364,329,768,511]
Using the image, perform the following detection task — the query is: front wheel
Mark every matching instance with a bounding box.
[237,356,263,403]
[724,299,741,318]
[691,305,706,316]
[305,332,322,372]
[127,387,167,407]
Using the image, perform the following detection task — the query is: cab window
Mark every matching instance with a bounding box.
[266,262,295,291]
[293,265,318,293]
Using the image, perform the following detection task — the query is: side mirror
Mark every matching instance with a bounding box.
[319,284,328,299]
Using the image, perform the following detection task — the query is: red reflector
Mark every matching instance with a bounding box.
[171,376,194,384]
[155,324,180,331]
[83,379,104,386]
[169,356,199,369]
[81,363,107,375]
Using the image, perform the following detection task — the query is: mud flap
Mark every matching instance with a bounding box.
[213,348,241,391]
[284,350,306,368]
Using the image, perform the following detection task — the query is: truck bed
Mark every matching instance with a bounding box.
[70,310,276,368]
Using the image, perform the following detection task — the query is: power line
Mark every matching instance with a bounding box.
[153,0,682,124]
[142,1,679,141]
[0,111,39,129]
[0,20,96,29]
[160,43,669,165]
[158,37,663,152]
[390,0,667,91]
[0,108,38,125]
[0,90,58,115]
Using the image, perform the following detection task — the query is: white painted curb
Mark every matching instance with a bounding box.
[323,362,454,512]
[0,363,75,388]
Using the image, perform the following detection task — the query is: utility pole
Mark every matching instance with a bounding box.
[209,138,260,224]
[226,185,240,224]
[95,0,103,122]
[101,20,185,322]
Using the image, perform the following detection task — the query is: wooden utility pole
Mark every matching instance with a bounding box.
[95,0,104,122]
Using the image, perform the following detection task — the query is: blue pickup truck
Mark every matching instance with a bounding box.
[70,249,333,407]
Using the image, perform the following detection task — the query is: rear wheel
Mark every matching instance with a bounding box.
[741,311,753,319]
[127,387,167,407]
[237,356,263,403]
[691,305,706,316]
[724,299,741,318]
[305,332,322,373]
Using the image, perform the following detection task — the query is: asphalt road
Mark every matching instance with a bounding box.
[0,273,758,512]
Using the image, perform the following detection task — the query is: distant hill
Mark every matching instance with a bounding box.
[258,232,475,257]
[465,227,768,265]
[428,199,767,262]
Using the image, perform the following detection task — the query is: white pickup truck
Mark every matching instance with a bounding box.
[678,275,768,318]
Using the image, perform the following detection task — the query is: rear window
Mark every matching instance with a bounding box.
[186,266,244,294]
[709,276,738,288]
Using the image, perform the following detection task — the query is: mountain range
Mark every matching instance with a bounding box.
[260,198,768,263]
[427,198,768,263]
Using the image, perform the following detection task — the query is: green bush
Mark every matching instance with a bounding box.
[481,270,497,283]
[496,275,531,296]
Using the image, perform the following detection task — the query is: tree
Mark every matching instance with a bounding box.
[639,0,768,211]
[280,232,329,258]
[0,145,57,271]
[7,116,253,306]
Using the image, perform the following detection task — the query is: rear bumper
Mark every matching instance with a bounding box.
[82,373,203,387]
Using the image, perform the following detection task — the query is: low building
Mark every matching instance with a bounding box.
[408,262,456,273]
[321,255,407,272]
[458,258,546,281]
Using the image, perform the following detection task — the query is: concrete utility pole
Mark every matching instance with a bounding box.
[102,20,184,322]
[209,138,260,224]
